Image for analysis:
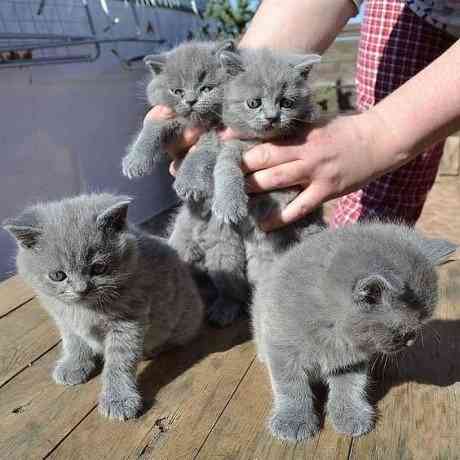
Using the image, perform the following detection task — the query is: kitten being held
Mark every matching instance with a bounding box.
[3,194,204,421]
[122,40,233,179]
[252,223,456,441]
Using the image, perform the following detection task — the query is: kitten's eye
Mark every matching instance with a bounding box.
[246,98,261,109]
[49,270,67,282]
[91,263,108,276]
[170,88,184,97]
[200,85,213,93]
[280,98,294,109]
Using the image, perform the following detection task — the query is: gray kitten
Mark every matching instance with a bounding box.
[252,223,456,441]
[3,193,204,421]
[169,130,250,327]
[122,40,233,179]
[180,48,325,286]
[121,39,247,327]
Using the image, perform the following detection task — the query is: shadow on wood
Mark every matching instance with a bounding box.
[137,318,251,415]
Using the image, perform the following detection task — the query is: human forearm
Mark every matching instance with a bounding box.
[367,39,460,175]
[239,0,357,53]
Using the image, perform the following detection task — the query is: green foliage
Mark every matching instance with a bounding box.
[189,0,258,40]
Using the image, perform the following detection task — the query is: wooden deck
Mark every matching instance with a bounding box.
[1,178,460,460]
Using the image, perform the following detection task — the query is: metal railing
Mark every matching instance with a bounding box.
[0,0,203,69]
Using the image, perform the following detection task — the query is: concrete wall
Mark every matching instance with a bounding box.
[0,3,202,280]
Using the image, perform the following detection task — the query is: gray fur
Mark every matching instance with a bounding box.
[252,223,440,441]
[122,40,233,178]
[216,48,325,284]
[168,169,249,328]
[3,193,204,421]
[171,48,325,327]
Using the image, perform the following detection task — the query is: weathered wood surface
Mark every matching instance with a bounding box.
[0,275,34,318]
[0,265,458,460]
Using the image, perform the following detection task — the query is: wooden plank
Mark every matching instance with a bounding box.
[349,263,460,459]
[195,358,352,460]
[0,298,60,386]
[0,275,35,317]
[439,135,460,176]
[47,321,255,460]
[0,347,99,460]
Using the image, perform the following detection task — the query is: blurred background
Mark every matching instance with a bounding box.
[0,0,363,280]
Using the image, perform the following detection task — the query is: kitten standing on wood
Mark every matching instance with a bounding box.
[252,222,456,441]
[3,193,204,421]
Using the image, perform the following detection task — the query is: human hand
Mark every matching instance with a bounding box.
[144,105,205,174]
[232,112,387,231]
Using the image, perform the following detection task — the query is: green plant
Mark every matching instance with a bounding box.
[189,0,258,40]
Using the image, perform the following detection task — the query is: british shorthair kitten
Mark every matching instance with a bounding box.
[3,193,204,420]
[122,40,233,179]
[252,222,456,441]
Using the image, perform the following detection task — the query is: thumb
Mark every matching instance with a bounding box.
[144,105,175,124]
[259,184,329,231]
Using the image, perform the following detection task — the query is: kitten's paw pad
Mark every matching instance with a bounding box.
[330,407,375,437]
[269,413,320,442]
[53,360,96,385]
[98,391,142,421]
[122,153,155,179]
[212,197,248,225]
[207,299,242,328]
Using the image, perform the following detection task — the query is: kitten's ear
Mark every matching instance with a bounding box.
[96,199,131,233]
[292,53,321,78]
[3,210,41,249]
[143,53,167,74]
[353,273,397,306]
[219,50,244,76]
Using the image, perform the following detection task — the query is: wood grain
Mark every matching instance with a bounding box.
[0,275,35,318]
[0,348,99,460]
[349,263,460,459]
[0,298,60,387]
[48,321,254,460]
[195,359,352,460]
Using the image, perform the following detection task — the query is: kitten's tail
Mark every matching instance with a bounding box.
[418,237,458,265]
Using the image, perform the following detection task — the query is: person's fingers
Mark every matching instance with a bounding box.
[241,142,302,174]
[245,160,309,193]
[259,184,329,231]
[169,159,182,176]
[144,105,175,124]
[166,126,205,157]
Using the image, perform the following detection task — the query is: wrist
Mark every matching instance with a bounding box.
[357,108,413,176]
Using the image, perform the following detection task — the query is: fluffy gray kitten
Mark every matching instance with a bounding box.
[252,223,456,441]
[177,48,325,287]
[169,131,249,328]
[121,39,247,327]
[122,40,233,179]
[3,193,204,421]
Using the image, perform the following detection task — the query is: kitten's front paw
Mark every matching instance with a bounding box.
[122,153,155,179]
[53,358,97,385]
[98,389,142,421]
[329,403,375,437]
[207,298,242,328]
[269,411,320,442]
[174,177,211,203]
[212,194,248,225]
